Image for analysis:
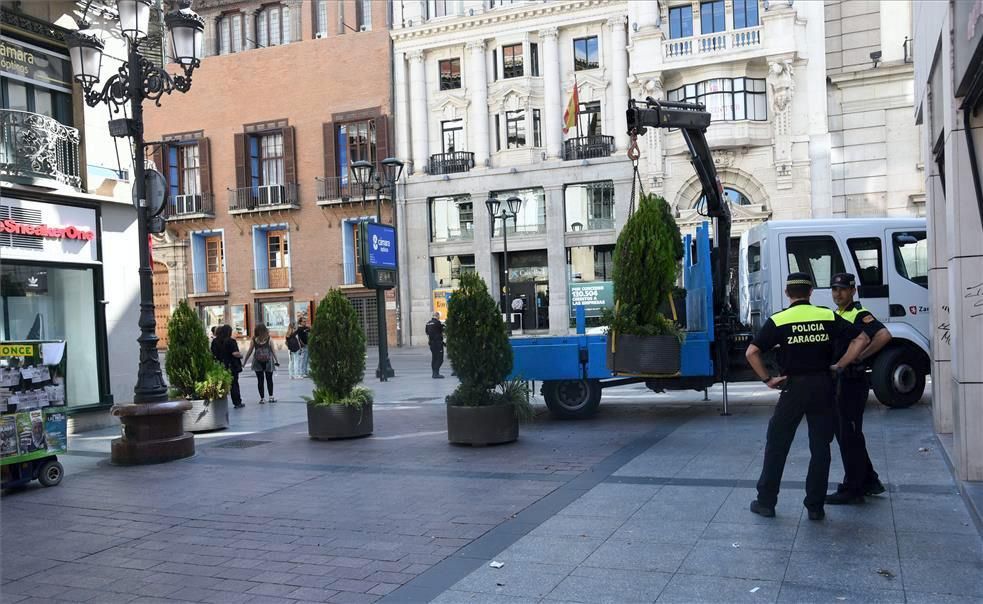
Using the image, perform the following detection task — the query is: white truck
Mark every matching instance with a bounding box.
[739,218,930,407]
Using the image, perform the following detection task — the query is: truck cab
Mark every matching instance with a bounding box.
[739,218,930,407]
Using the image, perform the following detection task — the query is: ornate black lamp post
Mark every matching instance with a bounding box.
[67,0,204,464]
[351,157,404,382]
[486,196,523,316]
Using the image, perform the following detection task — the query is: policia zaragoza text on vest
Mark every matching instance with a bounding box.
[745,272,871,521]
[826,272,891,504]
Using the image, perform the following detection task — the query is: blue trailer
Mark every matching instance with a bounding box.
[508,99,756,418]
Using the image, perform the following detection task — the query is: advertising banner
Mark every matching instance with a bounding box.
[365,223,397,269]
[568,281,614,318]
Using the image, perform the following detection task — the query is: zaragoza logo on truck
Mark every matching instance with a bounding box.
[0,219,95,241]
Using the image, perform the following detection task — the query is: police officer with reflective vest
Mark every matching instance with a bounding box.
[826,273,891,504]
[745,272,871,520]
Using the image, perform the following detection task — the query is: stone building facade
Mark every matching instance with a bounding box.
[392,0,923,346]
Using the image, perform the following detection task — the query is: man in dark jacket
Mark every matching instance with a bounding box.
[425,312,445,379]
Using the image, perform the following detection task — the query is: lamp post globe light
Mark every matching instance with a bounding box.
[351,157,404,382]
[66,0,204,465]
[486,196,523,317]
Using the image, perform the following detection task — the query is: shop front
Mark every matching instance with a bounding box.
[0,195,109,410]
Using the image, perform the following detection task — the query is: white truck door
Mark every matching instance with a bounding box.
[844,235,890,321]
[885,228,930,340]
[780,232,848,311]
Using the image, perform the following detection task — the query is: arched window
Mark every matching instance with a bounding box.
[697,187,752,209]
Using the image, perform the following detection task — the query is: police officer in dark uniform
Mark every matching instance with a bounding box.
[745,272,871,520]
[827,273,891,504]
[425,312,446,379]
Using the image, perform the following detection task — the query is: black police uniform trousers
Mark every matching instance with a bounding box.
[834,374,879,494]
[430,344,444,376]
[756,373,835,510]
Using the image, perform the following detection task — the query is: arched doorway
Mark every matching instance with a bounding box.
[153,262,171,349]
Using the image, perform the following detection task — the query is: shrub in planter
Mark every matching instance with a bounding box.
[445,272,533,445]
[305,289,373,439]
[605,192,685,375]
[165,300,231,432]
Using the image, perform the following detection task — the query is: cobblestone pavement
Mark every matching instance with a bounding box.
[2,348,981,603]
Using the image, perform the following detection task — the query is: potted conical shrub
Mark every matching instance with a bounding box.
[445,272,533,445]
[165,300,231,432]
[606,192,685,375]
[305,289,373,439]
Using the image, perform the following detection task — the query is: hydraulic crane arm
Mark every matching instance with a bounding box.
[626,98,732,317]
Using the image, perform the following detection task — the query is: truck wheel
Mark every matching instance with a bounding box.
[543,380,601,419]
[38,460,63,487]
[872,347,926,409]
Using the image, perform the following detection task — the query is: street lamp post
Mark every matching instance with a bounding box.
[486,196,523,318]
[67,0,204,465]
[351,157,404,382]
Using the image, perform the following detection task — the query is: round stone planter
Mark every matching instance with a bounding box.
[182,397,230,433]
[607,333,681,376]
[307,402,373,440]
[447,403,518,446]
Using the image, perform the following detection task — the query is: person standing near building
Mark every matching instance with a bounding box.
[426,312,445,379]
[285,322,302,380]
[216,325,243,408]
[243,324,279,403]
[826,273,891,504]
[745,272,871,520]
[296,317,311,377]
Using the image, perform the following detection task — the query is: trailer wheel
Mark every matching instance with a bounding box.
[38,460,63,487]
[872,347,926,409]
[543,380,601,419]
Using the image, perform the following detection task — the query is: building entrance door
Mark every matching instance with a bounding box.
[152,261,170,349]
[348,295,379,346]
[204,235,224,293]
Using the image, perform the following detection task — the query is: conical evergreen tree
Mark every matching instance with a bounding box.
[446,271,512,395]
[612,193,683,333]
[308,289,366,400]
[164,299,213,398]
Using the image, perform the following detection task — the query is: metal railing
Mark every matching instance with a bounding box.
[190,271,227,295]
[251,267,292,290]
[315,177,370,203]
[162,193,214,219]
[664,26,762,59]
[0,109,81,189]
[429,151,475,175]
[493,223,547,237]
[563,135,615,160]
[228,183,300,212]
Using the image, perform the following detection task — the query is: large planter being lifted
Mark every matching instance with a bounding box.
[607,333,681,375]
[182,397,229,433]
[307,402,373,440]
[447,403,518,446]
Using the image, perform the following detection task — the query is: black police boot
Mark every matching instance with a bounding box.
[807,507,825,521]
[750,500,775,518]
[865,479,886,496]
[826,491,865,505]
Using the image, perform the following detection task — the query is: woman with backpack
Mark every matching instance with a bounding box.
[215,325,243,408]
[242,323,279,404]
[285,322,303,380]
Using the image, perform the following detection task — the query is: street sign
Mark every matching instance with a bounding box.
[133,169,168,217]
[358,223,397,290]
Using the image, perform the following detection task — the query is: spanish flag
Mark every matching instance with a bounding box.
[562,77,580,134]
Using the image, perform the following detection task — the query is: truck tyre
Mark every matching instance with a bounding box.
[543,380,601,419]
[872,347,926,409]
[38,460,63,487]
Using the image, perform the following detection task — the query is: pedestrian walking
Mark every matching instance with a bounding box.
[745,272,871,521]
[826,273,891,504]
[242,324,279,404]
[425,312,445,379]
[209,325,222,362]
[296,317,311,377]
[215,325,243,408]
[285,322,303,380]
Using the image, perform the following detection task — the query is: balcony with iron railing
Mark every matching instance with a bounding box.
[0,109,81,190]
[563,135,615,161]
[664,26,763,61]
[189,270,228,296]
[314,177,371,204]
[162,193,215,220]
[429,151,475,175]
[228,183,300,213]
[252,267,292,291]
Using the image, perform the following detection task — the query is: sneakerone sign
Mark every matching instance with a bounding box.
[0,219,95,241]
[0,198,99,264]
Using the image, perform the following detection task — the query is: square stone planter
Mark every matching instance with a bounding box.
[447,403,518,446]
[307,402,373,440]
[182,397,229,433]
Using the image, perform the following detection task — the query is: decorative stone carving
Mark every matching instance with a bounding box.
[465,39,485,52]
[713,150,736,168]
[407,49,425,64]
[768,59,795,180]
[538,27,559,41]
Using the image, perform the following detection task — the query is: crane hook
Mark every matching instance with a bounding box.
[627,129,641,162]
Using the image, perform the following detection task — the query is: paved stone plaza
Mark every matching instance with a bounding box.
[1,349,981,603]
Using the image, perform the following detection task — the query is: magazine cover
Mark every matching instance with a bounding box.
[30,410,46,452]
[45,412,67,453]
[16,412,33,453]
[0,415,17,457]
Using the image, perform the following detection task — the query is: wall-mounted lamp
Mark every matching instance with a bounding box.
[870,50,881,68]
